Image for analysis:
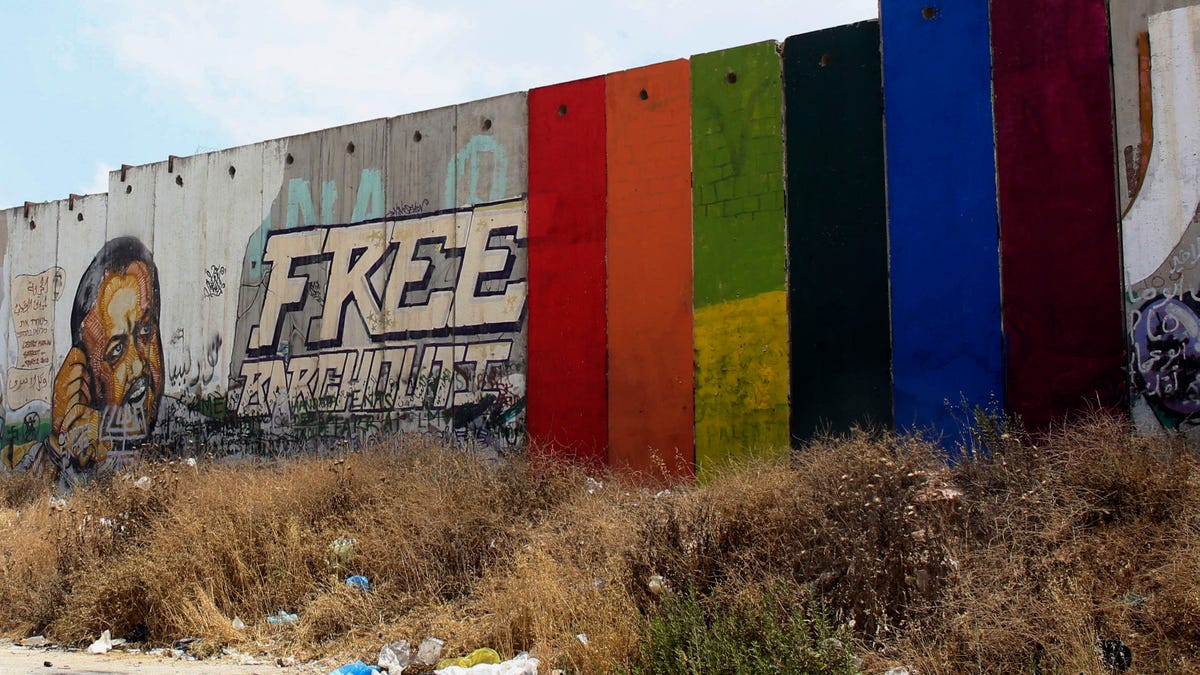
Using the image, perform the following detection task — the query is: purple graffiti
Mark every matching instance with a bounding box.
[1131,294,1200,423]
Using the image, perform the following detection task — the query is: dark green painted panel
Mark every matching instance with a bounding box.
[784,23,894,441]
[691,41,789,476]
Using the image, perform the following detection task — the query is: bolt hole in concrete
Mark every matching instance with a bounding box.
[346,141,356,154]
[285,153,294,165]
[77,212,84,222]
[125,185,132,194]
[726,71,737,84]
[558,104,568,116]
[482,118,492,131]
[175,174,184,187]
[413,131,422,142]
[820,53,832,67]
[922,6,937,19]
[228,165,236,178]
[639,89,649,100]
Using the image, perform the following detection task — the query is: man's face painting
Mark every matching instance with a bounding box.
[79,260,163,437]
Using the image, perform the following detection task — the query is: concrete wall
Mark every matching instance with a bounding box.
[1115,3,1200,433]
[11,3,1200,483]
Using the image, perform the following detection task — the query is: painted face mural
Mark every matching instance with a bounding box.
[51,237,163,472]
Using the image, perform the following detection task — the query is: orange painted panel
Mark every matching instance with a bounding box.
[606,60,695,482]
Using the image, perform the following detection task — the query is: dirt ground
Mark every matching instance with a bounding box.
[0,645,338,675]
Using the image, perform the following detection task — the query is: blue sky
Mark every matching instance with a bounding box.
[0,0,876,208]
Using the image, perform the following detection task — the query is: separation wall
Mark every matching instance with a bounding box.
[11,3,1199,483]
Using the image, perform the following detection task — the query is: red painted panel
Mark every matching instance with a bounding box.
[606,60,694,482]
[992,0,1126,428]
[527,77,608,466]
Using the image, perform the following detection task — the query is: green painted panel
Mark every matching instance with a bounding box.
[691,41,789,476]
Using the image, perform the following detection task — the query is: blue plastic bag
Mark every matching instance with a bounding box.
[329,660,379,675]
[346,575,371,591]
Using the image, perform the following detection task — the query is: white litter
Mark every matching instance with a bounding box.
[435,655,539,675]
[87,629,113,654]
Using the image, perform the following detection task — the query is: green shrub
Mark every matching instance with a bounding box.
[623,579,860,674]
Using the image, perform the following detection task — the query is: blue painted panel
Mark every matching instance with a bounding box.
[880,1,1003,445]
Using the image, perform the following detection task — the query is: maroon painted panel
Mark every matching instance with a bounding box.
[992,0,1126,428]
[527,77,609,466]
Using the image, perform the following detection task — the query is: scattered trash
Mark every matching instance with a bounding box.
[172,637,201,652]
[436,647,501,669]
[330,659,380,675]
[647,574,666,596]
[48,496,66,511]
[346,574,371,591]
[20,635,49,648]
[267,611,299,626]
[377,640,412,671]
[42,661,51,668]
[883,668,911,675]
[87,629,113,654]
[277,656,298,667]
[1096,639,1133,672]
[576,633,589,646]
[434,653,539,675]
[415,637,445,666]
[134,476,152,490]
[585,477,604,494]
[185,457,197,467]
[232,615,246,630]
[329,537,358,568]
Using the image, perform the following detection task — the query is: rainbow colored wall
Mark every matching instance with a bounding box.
[5,1,1200,485]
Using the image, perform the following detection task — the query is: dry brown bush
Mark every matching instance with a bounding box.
[0,414,1195,673]
[889,412,1200,674]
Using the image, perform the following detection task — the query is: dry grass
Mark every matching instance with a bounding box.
[0,414,1195,673]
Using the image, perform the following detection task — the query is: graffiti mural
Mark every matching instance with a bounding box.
[1115,4,1200,433]
[231,200,528,448]
[0,96,529,484]
[50,237,163,478]
[1130,293,1200,428]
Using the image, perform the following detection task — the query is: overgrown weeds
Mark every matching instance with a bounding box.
[621,579,859,674]
[0,414,1196,673]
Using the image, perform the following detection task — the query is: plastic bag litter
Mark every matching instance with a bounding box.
[346,574,371,591]
[266,610,299,625]
[87,630,113,654]
[329,537,358,567]
[436,647,501,669]
[434,653,538,675]
[330,660,380,675]
[415,637,444,665]
[377,640,411,671]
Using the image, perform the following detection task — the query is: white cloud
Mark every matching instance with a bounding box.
[84,162,115,196]
[81,0,878,147]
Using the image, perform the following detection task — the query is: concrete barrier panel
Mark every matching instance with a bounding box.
[453,94,529,449]
[107,164,157,247]
[527,76,608,466]
[992,0,1125,429]
[155,154,212,406]
[606,59,695,482]
[203,144,267,415]
[783,23,893,441]
[6,201,61,473]
[881,1,1003,444]
[691,41,789,476]
[1116,4,1200,433]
